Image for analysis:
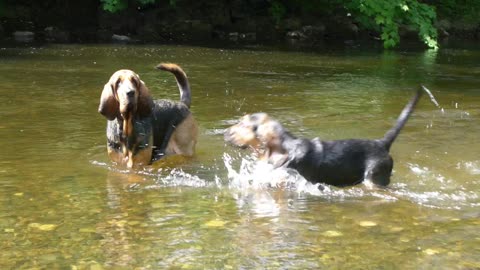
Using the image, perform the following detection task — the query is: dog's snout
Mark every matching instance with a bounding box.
[126,90,135,98]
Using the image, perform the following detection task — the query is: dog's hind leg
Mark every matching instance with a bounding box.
[168,114,198,156]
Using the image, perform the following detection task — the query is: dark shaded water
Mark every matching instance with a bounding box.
[1,44,479,269]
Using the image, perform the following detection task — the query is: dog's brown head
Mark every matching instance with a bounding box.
[98,69,153,121]
[99,69,154,140]
[224,113,289,166]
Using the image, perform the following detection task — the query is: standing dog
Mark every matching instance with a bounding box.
[224,88,423,187]
[98,63,198,168]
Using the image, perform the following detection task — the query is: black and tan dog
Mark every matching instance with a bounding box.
[98,63,198,168]
[224,88,423,187]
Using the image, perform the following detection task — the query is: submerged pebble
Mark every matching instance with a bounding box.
[321,230,343,237]
[359,221,377,227]
[423,248,441,255]
[205,220,227,227]
[28,223,58,231]
[389,226,404,232]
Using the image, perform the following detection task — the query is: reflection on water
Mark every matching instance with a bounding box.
[0,44,479,269]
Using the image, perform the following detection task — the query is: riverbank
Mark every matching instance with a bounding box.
[1,0,479,48]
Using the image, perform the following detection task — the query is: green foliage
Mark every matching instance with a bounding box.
[265,0,438,48]
[434,0,480,24]
[100,0,175,13]
[269,1,287,25]
[100,0,127,13]
[0,0,5,17]
[346,0,438,49]
[98,0,480,50]
[138,0,156,4]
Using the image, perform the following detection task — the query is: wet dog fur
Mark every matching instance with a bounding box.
[98,63,198,168]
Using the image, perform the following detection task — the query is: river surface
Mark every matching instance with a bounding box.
[0,44,479,269]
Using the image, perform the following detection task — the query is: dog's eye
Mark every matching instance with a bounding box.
[132,77,140,88]
[252,125,258,133]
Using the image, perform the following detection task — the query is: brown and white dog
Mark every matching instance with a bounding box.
[98,63,198,168]
[224,88,423,187]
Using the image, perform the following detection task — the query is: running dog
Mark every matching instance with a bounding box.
[224,88,423,186]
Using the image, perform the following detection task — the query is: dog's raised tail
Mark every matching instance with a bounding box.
[382,86,424,150]
[156,63,191,108]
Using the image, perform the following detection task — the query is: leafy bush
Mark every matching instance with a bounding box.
[100,0,173,13]
[269,1,287,25]
[97,0,443,49]
[100,0,127,13]
[346,0,438,49]
[433,0,480,24]
[267,0,439,48]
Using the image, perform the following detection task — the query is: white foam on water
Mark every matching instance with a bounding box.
[91,159,211,188]
[92,156,480,210]
[222,153,398,201]
[386,163,480,209]
[223,153,322,195]
[153,168,211,188]
[222,154,480,209]
[459,161,480,175]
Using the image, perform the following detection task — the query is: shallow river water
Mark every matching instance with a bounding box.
[0,44,479,269]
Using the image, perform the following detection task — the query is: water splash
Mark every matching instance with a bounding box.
[222,153,391,198]
[154,168,210,188]
[91,159,211,188]
[223,153,320,193]
[460,161,480,175]
[386,163,480,209]
[94,156,480,210]
[222,154,480,209]
[224,152,282,189]
[390,185,480,210]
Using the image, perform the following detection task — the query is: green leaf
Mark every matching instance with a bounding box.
[349,0,438,48]
[100,0,127,13]
[375,15,385,24]
[269,1,287,25]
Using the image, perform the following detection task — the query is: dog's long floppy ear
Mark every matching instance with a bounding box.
[98,82,119,120]
[134,77,153,117]
[265,148,290,169]
[256,120,290,168]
